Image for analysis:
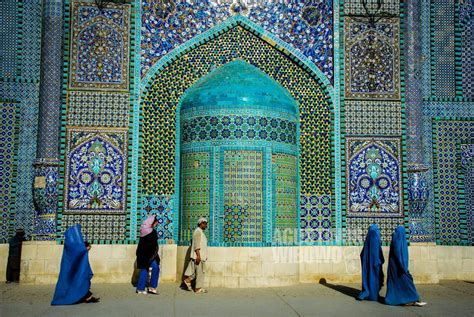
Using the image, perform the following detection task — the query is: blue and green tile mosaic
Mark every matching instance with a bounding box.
[69,2,131,90]
[421,102,474,242]
[140,0,334,83]
[141,195,174,240]
[273,153,298,242]
[141,25,333,198]
[67,91,130,128]
[179,151,211,242]
[344,17,400,100]
[64,127,128,214]
[181,115,297,146]
[0,102,19,242]
[300,194,332,242]
[0,82,40,238]
[344,101,402,136]
[60,213,127,242]
[459,143,473,245]
[345,217,404,245]
[433,118,473,245]
[345,137,403,218]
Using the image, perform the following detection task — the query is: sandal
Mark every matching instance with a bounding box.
[183,279,193,291]
[413,301,427,307]
[148,288,159,295]
[85,296,100,303]
[194,288,208,293]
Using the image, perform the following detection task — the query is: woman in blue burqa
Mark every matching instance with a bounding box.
[358,224,384,301]
[385,226,426,306]
[51,224,99,305]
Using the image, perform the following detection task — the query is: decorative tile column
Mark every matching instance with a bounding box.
[405,0,430,242]
[33,0,63,240]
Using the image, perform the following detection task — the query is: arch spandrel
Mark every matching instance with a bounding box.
[140,20,334,243]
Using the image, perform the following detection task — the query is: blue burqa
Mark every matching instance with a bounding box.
[358,224,384,301]
[385,226,420,305]
[51,225,93,305]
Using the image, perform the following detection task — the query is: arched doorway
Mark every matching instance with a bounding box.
[178,60,299,246]
[139,18,334,245]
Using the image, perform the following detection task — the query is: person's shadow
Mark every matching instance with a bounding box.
[319,278,361,299]
[130,260,140,287]
[179,246,194,290]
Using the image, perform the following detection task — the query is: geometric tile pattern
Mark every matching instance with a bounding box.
[300,194,332,242]
[142,195,174,240]
[346,137,403,217]
[0,82,40,238]
[343,0,399,16]
[223,150,263,244]
[0,103,18,242]
[344,18,400,100]
[0,0,18,78]
[421,102,474,243]
[223,205,249,243]
[64,127,128,214]
[460,143,473,245]
[19,0,42,81]
[67,91,129,127]
[1,0,42,238]
[141,0,334,83]
[461,17,473,98]
[141,26,332,198]
[69,2,130,90]
[431,0,456,97]
[345,216,404,245]
[180,152,210,242]
[345,101,402,135]
[182,115,297,146]
[32,163,58,240]
[60,213,127,242]
[420,0,432,100]
[273,153,298,243]
[404,0,424,165]
[36,0,63,159]
[433,119,474,245]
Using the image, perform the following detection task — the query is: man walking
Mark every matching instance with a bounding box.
[183,217,208,293]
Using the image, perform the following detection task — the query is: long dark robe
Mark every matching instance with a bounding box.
[385,226,420,305]
[136,229,159,269]
[51,225,93,305]
[358,224,385,301]
[6,234,25,282]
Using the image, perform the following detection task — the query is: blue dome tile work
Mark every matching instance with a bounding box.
[181,60,298,115]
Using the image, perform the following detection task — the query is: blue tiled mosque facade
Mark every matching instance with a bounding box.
[0,0,472,246]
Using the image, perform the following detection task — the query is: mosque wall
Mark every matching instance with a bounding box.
[1,244,472,285]
[341,0,406,245]
[0,0,472,251]
[0,0,42,241]
[58,1,134,242]
[140,23,334,246]
[419,0,474,245]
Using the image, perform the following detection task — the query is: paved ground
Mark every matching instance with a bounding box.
[1,281,473,317]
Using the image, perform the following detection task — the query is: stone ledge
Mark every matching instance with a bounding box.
[1,244,472,286]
